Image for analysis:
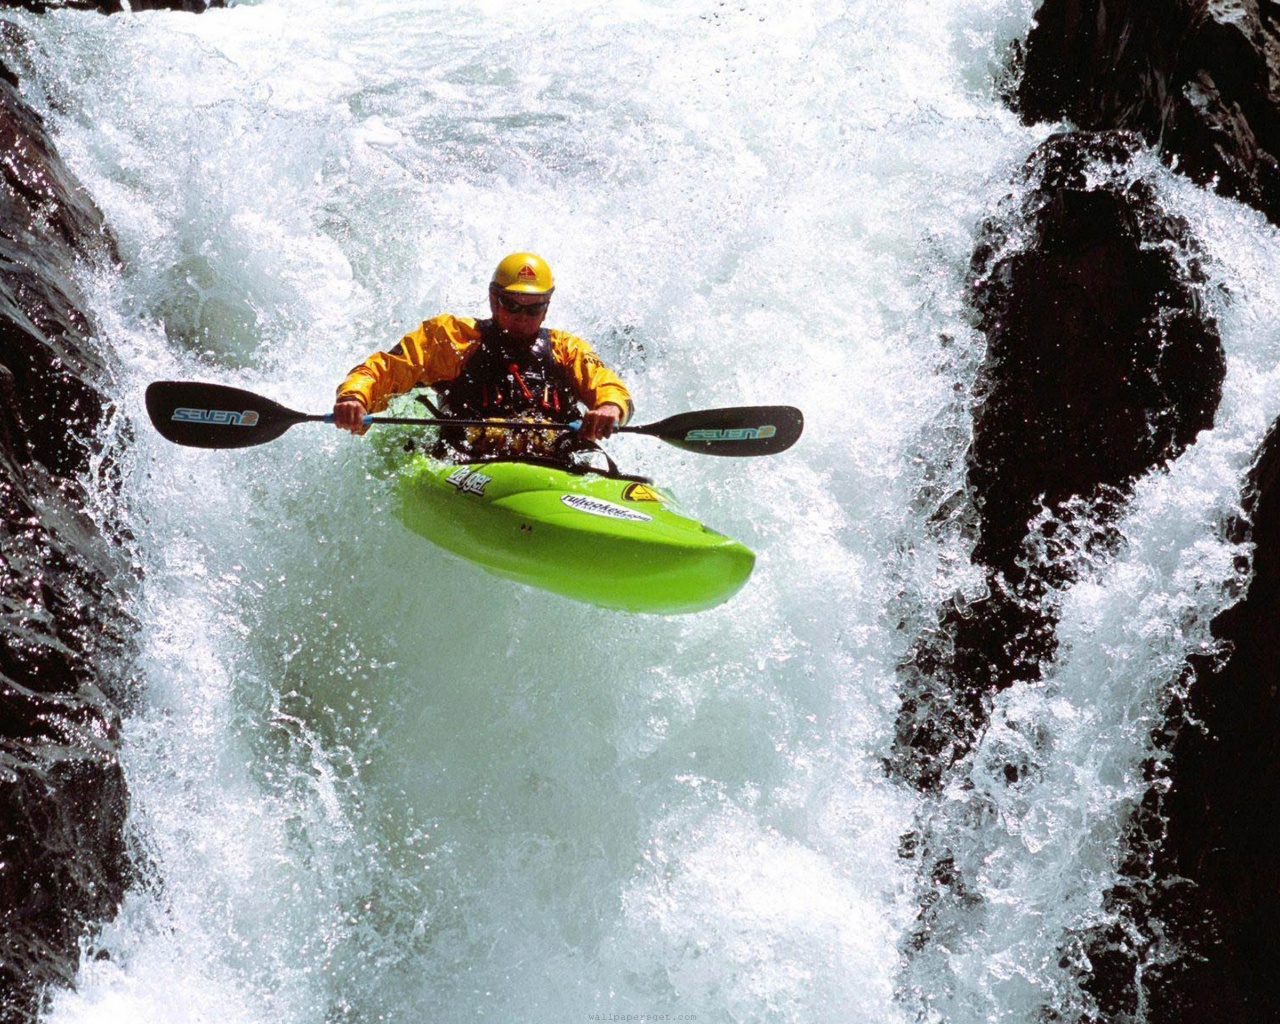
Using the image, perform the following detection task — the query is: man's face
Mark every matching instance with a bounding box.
[490,288,550,343]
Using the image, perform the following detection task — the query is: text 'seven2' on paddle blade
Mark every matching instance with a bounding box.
[145,381,320,449]
[633,405,804,456]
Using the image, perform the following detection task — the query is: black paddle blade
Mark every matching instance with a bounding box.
[637,405,804,456]
[145,381,312,449]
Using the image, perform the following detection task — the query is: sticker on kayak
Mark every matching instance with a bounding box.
[685,425,776,441]
[622,483,663,503]
[446,466,493,496]
[560,494,652,522]
[172,407,260,427]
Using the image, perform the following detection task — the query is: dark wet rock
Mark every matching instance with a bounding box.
[1007,6,1280,1014]
[891,131,1224,792]
[1078,419,1280,1021]
[1016,0,1280,225]
[0,51,132,1022]
[0,0,230,12]
[967,133,1223,579]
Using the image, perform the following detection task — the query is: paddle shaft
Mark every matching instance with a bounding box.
[338,414,683,435]
[338,413,582,430]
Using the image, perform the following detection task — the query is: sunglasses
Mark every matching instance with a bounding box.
[495,292,550,316]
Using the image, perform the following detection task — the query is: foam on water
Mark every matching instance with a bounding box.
[8,0,1280,1021]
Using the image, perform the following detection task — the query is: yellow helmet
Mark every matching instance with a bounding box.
[491,252,555,296]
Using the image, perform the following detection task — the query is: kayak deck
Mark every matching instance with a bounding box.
[393,455,755,613]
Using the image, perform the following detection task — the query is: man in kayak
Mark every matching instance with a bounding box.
[332,252,632,461]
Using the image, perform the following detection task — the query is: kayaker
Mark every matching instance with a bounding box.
[332,252,632,461]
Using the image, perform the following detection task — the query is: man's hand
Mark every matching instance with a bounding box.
[333,397,370,435]
[578,402,624,442]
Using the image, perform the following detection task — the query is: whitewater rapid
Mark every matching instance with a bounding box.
[8,0,1280,1021]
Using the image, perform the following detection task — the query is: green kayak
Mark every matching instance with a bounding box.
[392,455,755,613]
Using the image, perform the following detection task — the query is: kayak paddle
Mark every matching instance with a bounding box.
[145,381,803,456]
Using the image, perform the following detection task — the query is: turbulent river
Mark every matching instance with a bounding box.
[9,1,1280,1021]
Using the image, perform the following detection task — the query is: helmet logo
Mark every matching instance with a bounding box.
[516,263,538,281]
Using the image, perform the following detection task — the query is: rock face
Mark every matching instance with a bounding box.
[891,131,1224,792]
[1150,425,1280,1021]
[0,51,132,1024]
[967,133,1223,580]
[1082,424,1280,1020]
[1016,0,1280,224]
[911,0,1280,1018]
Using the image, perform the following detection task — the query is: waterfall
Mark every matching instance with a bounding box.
[3,1,1276,1021]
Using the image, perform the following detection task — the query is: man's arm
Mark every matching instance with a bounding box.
[551,331,634,437]
[333,315,478,434]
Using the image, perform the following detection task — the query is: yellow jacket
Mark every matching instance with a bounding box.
[336,314,633,420]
